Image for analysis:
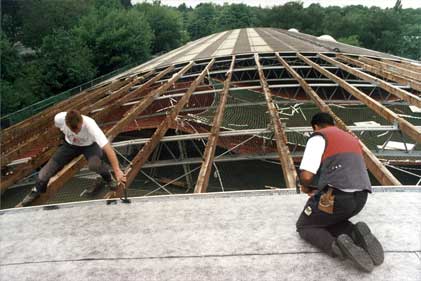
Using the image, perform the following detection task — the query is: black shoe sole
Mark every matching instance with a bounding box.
[337,234,374,273]
[354,222,384,265]
[21,193,40,207]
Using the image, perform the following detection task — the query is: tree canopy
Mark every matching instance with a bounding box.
[1,0,420,116]
[75,6,153,74]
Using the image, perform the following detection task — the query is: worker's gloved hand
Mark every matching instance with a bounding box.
[115,168,127,185]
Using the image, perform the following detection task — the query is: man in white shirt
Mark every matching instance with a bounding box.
[296,112,383,273]
[22,110,126,206]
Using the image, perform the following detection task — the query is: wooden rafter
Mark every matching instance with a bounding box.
[1,79,133,191]
[1,74,150,169]
[254,53,297,189]
[1,149,57,194]
[319,54,421,108]
[1,78,130,147]
[106,59,215,198]
[16,63,193,207]
[381,59,421,73]
[105,63,191,140]
[194,56,235,193]
[360,56,421,82]
[2,68,171,193]
[1,80,111,136]
[276,53,401,186]
[93,66,174,124]
[298,53,421,143]
[337,54,421,92]
[83,70,156,114]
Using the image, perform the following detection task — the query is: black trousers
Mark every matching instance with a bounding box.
[296,188,368,256]
[35,142,112,193]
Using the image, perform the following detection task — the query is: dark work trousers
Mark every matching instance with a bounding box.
[296,188,368,256]
[35,142,112,193]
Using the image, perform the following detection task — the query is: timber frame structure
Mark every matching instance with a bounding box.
[1,28,420,208]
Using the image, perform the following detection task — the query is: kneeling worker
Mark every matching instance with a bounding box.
[22,110,126,206]
[296,112,384,272]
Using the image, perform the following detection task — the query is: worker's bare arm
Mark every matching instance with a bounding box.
[103,143,126,184]
[299,170,317,195]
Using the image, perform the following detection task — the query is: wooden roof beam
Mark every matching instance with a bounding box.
[254,53,297,189]
[105,63,192,141]
[106,59,215,198]
[276,53,401,186]
[1,80,111,136]
[2,68,171,192]
[1,148,57,194]
[319,54,421,108]
[1,74,153,169]
[297,53,421,144]
[2,78,130,146]
[15,63,193,207]
[381,59,421,73]
[83,70,156,114]
[360,56,421,82]
[194,56,235,193]
[92,66,174,123]
[336,54,421,92]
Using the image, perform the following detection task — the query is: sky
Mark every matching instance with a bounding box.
[132,0,421,9]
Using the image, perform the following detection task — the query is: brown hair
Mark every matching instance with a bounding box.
[65,110,83,130]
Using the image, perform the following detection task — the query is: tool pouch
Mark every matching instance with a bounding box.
[318,187,335,214]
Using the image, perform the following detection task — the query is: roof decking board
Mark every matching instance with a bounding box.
[212,29,241,57]
[195,30,234,58]
[247,28,273,53]
[172,32,228,64]
[256,28,299,52]
[233,28,252,54]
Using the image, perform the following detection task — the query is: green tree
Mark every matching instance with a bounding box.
[1,0,23,42]
[19,0,94,48]
[394,0,402,12]
[266,1,304,30]
[358,8,402,54]
[177,2,192,26]
[215,3,256,31]
[322,6,367,39]
[399,24,421,60]
[38,29,96,95]
[0,33,22,82]
[301,4,325,35]
[0,34,39,114]
[135,2,184,53]
[75,7,153,74]
[187,3,218,40]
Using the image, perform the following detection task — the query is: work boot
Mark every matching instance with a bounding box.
[336,234,374,273]
[21,187,41,207]
[331,240,345,260]
[353,222,384,265]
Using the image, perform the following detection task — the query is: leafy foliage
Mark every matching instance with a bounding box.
[38,29,96,94]
[18,0,94,48]
[135,2,184,53]
[0,34,39,114]
[74,5,153,74]
[215,4,257,31]
[187,3,218,40]
[1,0,420,116]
